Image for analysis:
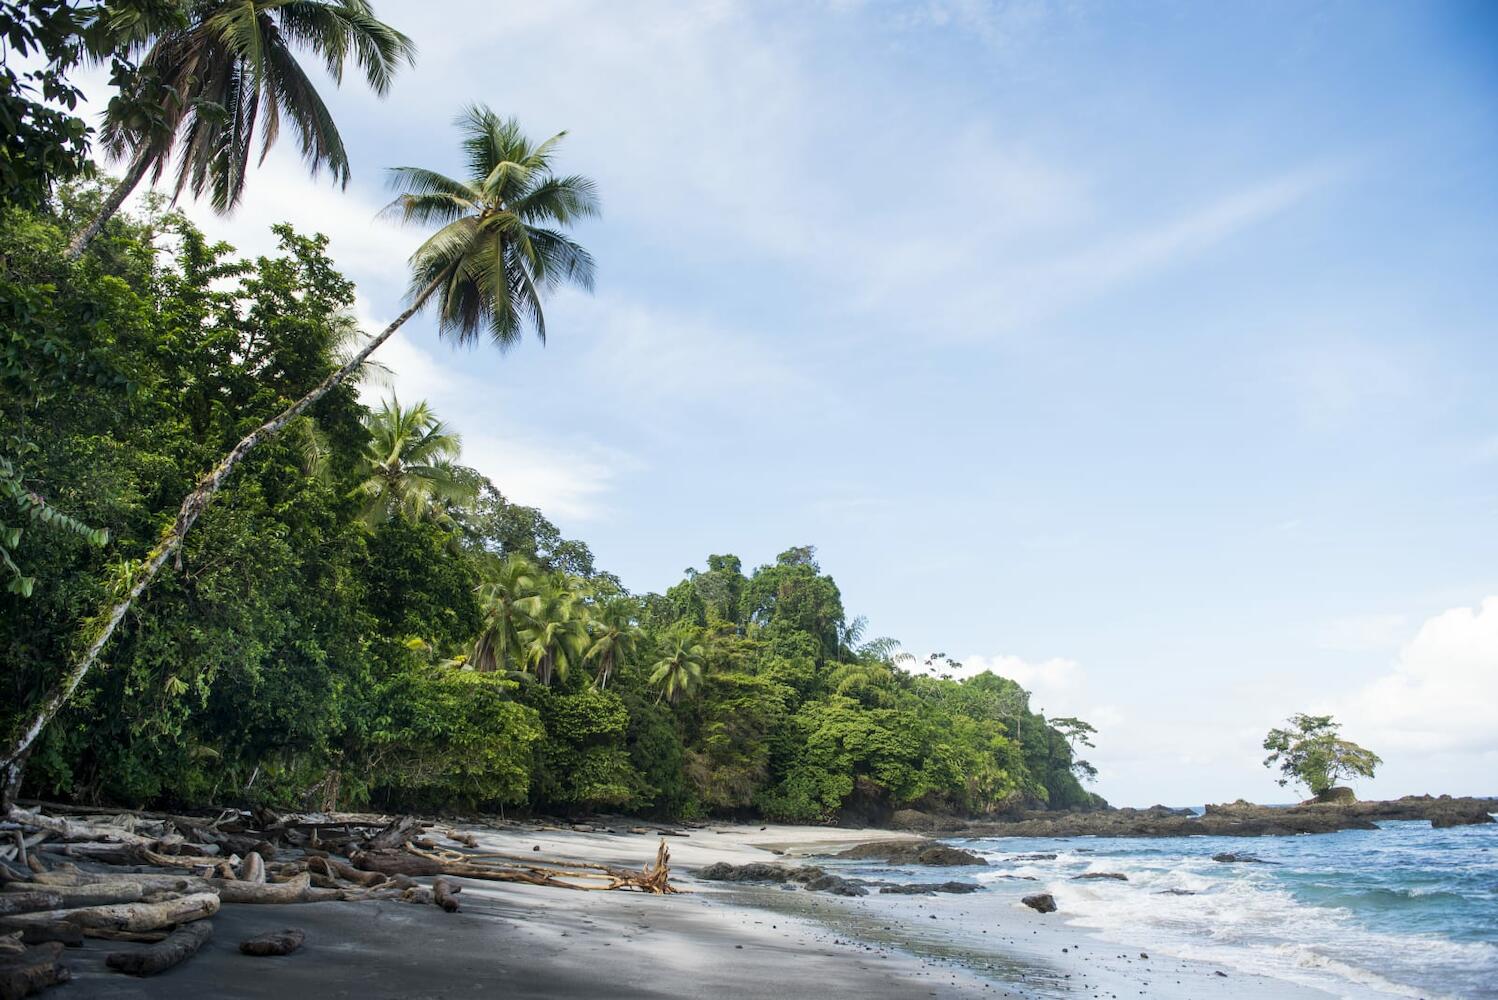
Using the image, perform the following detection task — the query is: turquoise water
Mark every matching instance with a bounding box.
[952,820,1497,998]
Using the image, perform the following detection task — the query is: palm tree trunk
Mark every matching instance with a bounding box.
[0,276,443,814]
[64,155,152,262]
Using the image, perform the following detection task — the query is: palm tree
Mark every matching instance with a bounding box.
[649,627,707,706]
[519,576,589,686]
[1,110,598,811]
[67,0,416,261]
[353,396,474,525]
[584,596,640,689]
[472,555,539,674]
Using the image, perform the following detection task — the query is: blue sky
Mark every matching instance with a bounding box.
[97,0,1498,805]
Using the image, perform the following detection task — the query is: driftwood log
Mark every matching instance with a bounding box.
[2,882,144,908]
[0,892,219,933]
[433,877,460,913]
[104,921,213,976]
[239,852,266,884]
[0,898,61,920]
[0,941,69,1000]
[238,927,304,956]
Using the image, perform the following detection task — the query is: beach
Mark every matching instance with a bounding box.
[47,822,1335,999]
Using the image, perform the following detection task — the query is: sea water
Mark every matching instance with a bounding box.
[942,820,1498,998]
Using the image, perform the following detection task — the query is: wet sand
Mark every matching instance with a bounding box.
[47,822,1334,998]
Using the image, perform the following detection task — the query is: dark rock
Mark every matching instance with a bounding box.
[1072,872,1128,881]
[1212,853,1278,864]
[889,809,960,832]
[878,881,982,895]
[696,862,825,884]
[1010,853,1057,860]
[1432,813,1494,828]
[804,874,868,896]
[1310,786,1357,804]
[1022,893,1057,913]
[833,840,988,866]
[1155,889,1197,896]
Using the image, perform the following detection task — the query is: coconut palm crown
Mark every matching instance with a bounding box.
[385,105,599,350]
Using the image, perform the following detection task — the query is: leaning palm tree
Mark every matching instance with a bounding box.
[649,627,707,706]
[66,0,416,261]
[353,396,474,525]
[0,110,598,811]
[584,596,640,689]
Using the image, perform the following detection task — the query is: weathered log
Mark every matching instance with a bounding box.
[0,892,219,933]
[349,850,443,877]
[0,898,61,920]
[215,873,310,904]
[87,929,167,943]
[433,877,460,913]
[0,941,69,1000]
[239,852,265,884]
[104,921,212,976]
[238,928,304,957]
[0,933,20,958]
[3,883,144,908]
[7,810,153,847]
[365,816,425,852]
[13,927,79,949]
[307,856,386,888]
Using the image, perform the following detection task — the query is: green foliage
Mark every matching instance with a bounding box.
[4,193,1106,823]
[1262,713,1381,798]
[0,454,109,595]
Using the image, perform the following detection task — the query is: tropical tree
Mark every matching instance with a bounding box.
[1262,713,1381,800]
[518,575,589,687]
[353,396,473,525]
[585,596,640,689]
[0,109,598,810]
[471,555,539,674]
[66,0,416,260]
[649,626,707,706]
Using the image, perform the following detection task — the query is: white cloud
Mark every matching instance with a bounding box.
[1316,612,1408,652]
[1342,596,1498,754]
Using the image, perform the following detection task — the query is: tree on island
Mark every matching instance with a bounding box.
[1262,713,1381,801]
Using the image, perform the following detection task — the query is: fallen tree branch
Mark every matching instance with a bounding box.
[104,921,213,976]
[0,892,219,933]
[0,941,69,1000]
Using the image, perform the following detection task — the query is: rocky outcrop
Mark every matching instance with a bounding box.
[878,881,982,895]
[1022,893,1056,913]
[950,796,1493,838]
[1071,872,1127,881]
[804,874,868,897]
[833,841,988,866]
[1212,853,1278,864]
[695,862,825,884]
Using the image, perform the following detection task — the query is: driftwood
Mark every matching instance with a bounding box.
[2,882,144,908]
[0,892,219,933]
[105,921,213,976]
[349,850,443,877]
[0,934,18,959]
[433,877,460,913]
[0,941,69,1000]
[398,840,679,894]
[365,816,425,852]
[12,928,79,949]
[239,852,265,884]
[238,927,304,957]
[6,810,153,847]
[0,898,61,920]
[307,856,386,888]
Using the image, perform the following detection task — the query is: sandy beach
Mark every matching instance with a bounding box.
[43,822,1336,999]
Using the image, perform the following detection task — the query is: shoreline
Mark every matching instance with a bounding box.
[46,822,1336,999]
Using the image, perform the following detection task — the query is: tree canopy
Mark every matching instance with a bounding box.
[1262,713,1381,799]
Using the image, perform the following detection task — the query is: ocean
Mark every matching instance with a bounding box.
[943,819,1498,998]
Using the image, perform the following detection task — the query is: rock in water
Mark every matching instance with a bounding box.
[804,874,868,897]
[1212,852,1278,864]
[879,882,981,895]
[833,841,988,866]
[1072,872,1128,881]
[696,862,825,884]
[1022,893,1057,913]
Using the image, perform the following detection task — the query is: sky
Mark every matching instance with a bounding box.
[84,0,1498,806]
